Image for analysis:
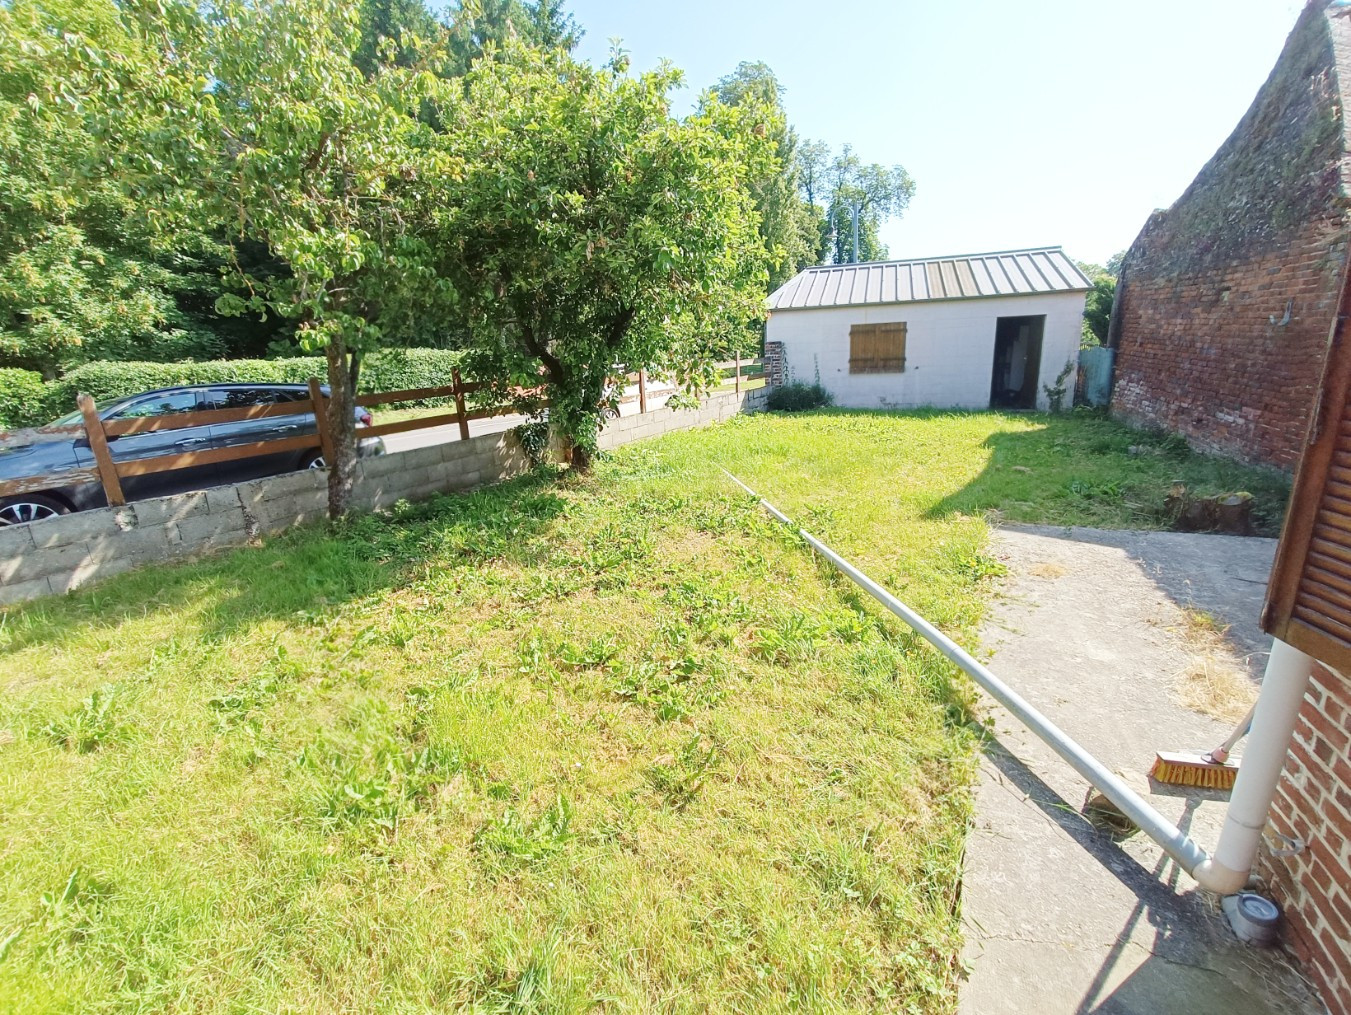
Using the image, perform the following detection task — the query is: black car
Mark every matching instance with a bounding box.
[0,384,384,525]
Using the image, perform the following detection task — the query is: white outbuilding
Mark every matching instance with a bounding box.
[764,247,1092,411]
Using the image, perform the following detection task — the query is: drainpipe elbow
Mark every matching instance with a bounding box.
[1192,857,1250,895]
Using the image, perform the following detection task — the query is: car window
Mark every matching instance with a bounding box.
[206,387,305,410]
[112,391,200,419]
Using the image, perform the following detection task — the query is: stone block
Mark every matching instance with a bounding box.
[255,469,328,501]
[28,506,131,550]
[173,511,250,547]
[0,574,53,605]
[1,540,90,584]
[205,485,243,515]
[82,527,177,566]
[132,490,210,527]
[0,522,35,557]
[55,553,141,594]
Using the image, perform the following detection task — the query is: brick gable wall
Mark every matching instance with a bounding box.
[1111,2,1350,471]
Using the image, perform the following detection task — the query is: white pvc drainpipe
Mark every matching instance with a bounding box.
[725,471,1313,895]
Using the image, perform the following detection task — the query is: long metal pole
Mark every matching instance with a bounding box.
[722,470,1212,874]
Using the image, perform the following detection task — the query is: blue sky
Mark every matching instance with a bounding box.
[564,0,1306,266]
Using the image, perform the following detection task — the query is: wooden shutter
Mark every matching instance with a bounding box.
[849,322,907,374]
[1264,291,1351,669]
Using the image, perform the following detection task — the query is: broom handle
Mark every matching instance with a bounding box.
[1205,703,1257,764]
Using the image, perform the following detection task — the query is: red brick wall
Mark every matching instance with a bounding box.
[1110,1,1350,471]
[1111,223,1341,470]
[1259,662,1351,1015]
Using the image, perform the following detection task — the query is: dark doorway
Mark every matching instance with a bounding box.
[990,315,1045,409]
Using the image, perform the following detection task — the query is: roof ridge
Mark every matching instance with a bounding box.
[795,245,1069,272]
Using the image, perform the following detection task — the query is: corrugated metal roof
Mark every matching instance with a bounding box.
[767,246,1093,311]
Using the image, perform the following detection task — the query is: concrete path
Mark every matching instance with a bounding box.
[960,526,1324,1015]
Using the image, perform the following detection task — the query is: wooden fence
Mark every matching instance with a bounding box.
[0,359,763,509]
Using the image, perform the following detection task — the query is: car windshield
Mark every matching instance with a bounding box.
[48,409,83,427]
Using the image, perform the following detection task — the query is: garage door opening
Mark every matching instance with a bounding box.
[990,315,1045,409]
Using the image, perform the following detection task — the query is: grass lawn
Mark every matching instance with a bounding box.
[0,410,1286,1013]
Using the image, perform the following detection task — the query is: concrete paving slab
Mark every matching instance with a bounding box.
[961,525,1324,1015]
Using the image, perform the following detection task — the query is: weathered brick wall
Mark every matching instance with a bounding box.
[1111,1,1351,470]
[1259,663,1351,1015]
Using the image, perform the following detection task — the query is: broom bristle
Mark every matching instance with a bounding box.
[1149,751,1239,790]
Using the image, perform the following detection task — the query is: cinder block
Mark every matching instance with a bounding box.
[0,540,90,584]
[0,522,35,557]
[205,486,243,515]
[0,573,54,604]
[256,469,328,501]
[173,512,250,547]
[54,553,141,593]
[82,527,178,566]
[132,490,210,526]
[28,507,124,550]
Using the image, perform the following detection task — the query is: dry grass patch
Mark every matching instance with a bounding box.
[1174,608,1258,723]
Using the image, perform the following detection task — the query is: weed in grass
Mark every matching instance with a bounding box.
[207,645,303,731]
[750,610,834,664]
[645,733,717,808]
[297,734,461,835]
[474,795,575,870]
[40,686,126,753]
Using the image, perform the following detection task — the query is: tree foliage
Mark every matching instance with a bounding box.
[818,145,915,265]
[429,45,773,468]
[710,62,819,291]
[0,0,237,377]
[1077,257,1122,347]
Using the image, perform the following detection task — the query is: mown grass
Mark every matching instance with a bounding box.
[0,409,1287,1013]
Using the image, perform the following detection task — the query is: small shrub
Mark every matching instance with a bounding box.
[1042,360,1074,413]
[767,381,833,412]
[0,368,48,430]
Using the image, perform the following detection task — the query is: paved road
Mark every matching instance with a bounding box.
[378,380,677,455]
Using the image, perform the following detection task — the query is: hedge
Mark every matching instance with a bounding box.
[25,348,465,424]
[0,369,49,429]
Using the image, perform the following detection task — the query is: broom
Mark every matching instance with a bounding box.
[1149,703,1255,790]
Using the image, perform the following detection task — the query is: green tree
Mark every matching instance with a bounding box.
[428,44,772,469]
[0,0,230,377]
[821,146,915,264]
[443,0,580,76]
[118,0,453,515]
[1077,257,1121,347]
[710,62,818,291]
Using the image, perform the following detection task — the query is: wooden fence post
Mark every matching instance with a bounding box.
[452,368,471,441]
[306,377,336,467]
[638,370,647,415]
[735,351,742,394]
[78,393,125,507]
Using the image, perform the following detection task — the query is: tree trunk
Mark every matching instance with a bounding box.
[325,336,358,518]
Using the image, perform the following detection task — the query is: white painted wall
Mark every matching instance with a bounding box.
[765,291,1086,411]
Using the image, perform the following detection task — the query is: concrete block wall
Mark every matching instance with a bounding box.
[0,388,764,606]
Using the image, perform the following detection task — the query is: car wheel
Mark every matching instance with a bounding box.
[0,493,69,526]
[301,451,326,470]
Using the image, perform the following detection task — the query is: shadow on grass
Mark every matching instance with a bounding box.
[0,469,570,656]
[922,413,1291,536]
